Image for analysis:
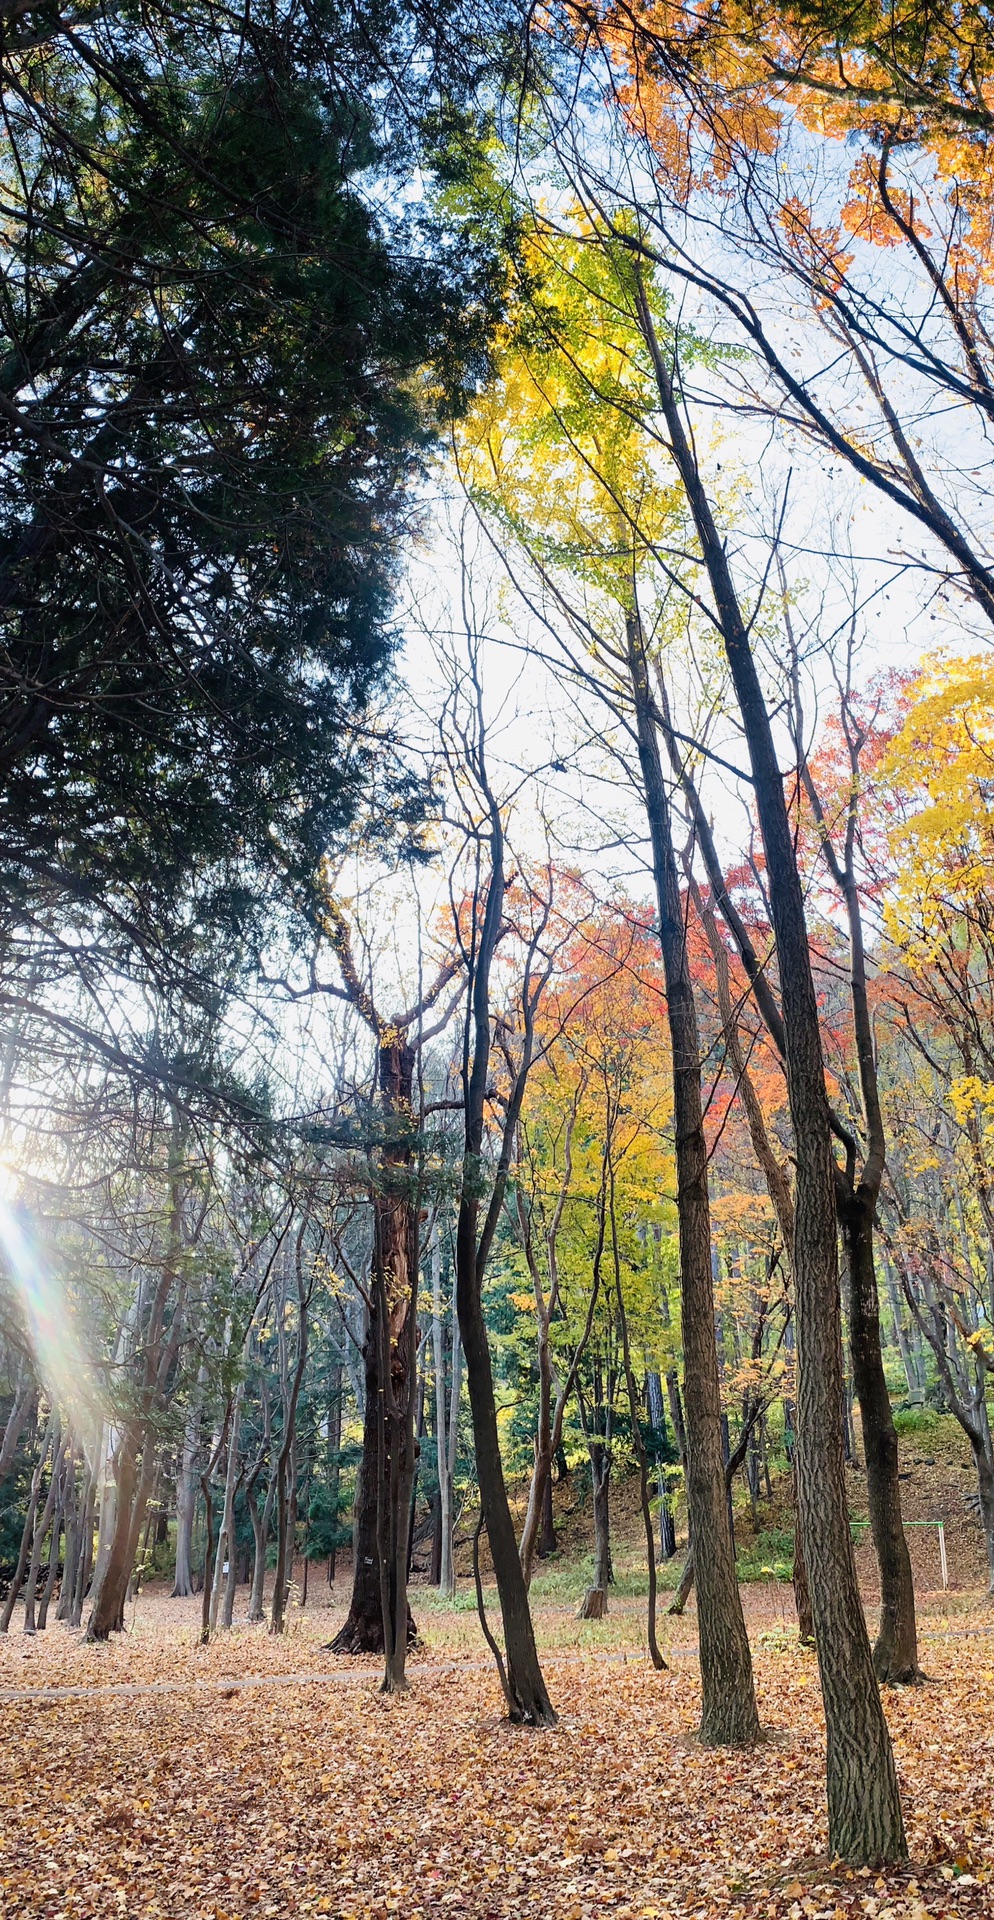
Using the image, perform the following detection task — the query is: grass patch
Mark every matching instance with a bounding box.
[893,1405,941,1436]
[735,1528,795,1583]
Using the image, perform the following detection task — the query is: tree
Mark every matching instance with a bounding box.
[320,897,459,1685]
[458,221,759,1743]
[624,255,907,1864]
[445,649,557,1726]
[0,0,508,1116]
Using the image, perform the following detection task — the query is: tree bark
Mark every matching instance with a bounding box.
[172,1387,202,1598]
[668,1546,695,1615]
[579,1442,612,1618]
[331,1321,386,1648]
[86,1432,139,1640]
[25,1439,66,1633]
[791,1466,815,1644]
[458,1248,555,1721]
[212,1380,243,1633]
[69,1460,96,1627]
[454,785,555,1725]
[327,1357,342,1585]
[843,1202,920,1681]
[627,613,759,1745]
[271,1244,310,1637]
[11,1422,61,1635]
[431,1237,461,1599]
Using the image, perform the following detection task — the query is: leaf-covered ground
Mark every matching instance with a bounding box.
[0,1587,990,1919]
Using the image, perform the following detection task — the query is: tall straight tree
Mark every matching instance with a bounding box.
[456,225,758,1742]
[625,265,906,1865]
[446,651,556,1727]
[322,901,459,1682]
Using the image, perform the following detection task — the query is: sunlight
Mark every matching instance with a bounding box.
[0,1193,104,1451]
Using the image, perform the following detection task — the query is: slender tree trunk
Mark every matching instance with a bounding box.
[971,1432,994,1592]
[172,1391,202,1598]
[271,1451,292,1634]
[271,1240,312,1637]
[627,613,759,1745]
[211,1382,243,1633]
[843,1201,920,1681]
[58,1454,81,1623]
[432,1240,460,1599]
[327,1358,342,1585]
[457,1249,556,1722]
[668,1547,695,1615]
[453,743,555,1727]
[538,1471,556,1558]
[70,1461,96,1627]
[2,1410,55,1633]
[882,1257,921,1402]
[23,1431,65,1633]
[520,1348,554,1589]
[37,1503,63,1631]
[579,1443,612,1618]
[331,1320,386,1648]
[248,1474,275,1623]
[0,1378,35,1479]
[372,1035,423,1693]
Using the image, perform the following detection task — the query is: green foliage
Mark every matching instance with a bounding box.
[893,1406,941,1436]
[735,1528,795,1583]
[305,1480,355,1560]
[0,0,511,1016]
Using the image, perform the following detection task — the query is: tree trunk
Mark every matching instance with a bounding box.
[24,1433,65,1633]
[453,750,555,1727]
[579,1445,612,1619]
[86,1433,139,1640]
[791,1467,815,1645]
[36,1504,63,1631]
[882,1257,922,1402]
[668,1546,695,1615]
[373,1042,421,1694]
[70,1461,96,1627]
[538,1471,556,1558]
[627,613,759,1746]
[212,1382,243,1633]
[247,1473,274,1622]
[57,1456,81,1624]
[271,1246,311,1638]
[971,1434,994,1592]
[172,1392,202,1598]
[327,1358,342,1585]
[432,1239,461,1601]
[2,1412,55,1633]
[457,1258,556,1722]
[520,1426,553,1590]
[88,1422,117,1604]
[843,1201,920,1682]
[0,1378,35,1479]
[271,1450,293,1634]
[331,1325,386,1648]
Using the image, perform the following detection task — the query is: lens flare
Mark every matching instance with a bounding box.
[0,1194,105,1451]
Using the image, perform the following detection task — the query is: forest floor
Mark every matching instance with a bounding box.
[0,1579,991,1920]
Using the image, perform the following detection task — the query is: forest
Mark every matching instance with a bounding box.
[0,1,992,1914]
